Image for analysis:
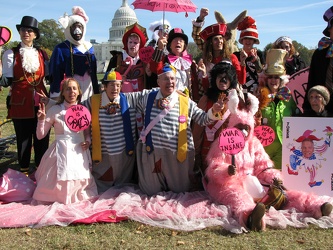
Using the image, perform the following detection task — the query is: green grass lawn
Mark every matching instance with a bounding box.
[0,88,18,171]
[0,85,333,249]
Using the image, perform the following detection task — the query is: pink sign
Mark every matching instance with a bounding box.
[65,105,91,132]
[0,26,12,46]
[254,125,275,146]
[287,67,309,113]
[219,128,245,155]
[139,46,154,64]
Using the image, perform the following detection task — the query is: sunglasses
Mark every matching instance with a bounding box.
[20,27,34,33]
[267,76,280,80]
[281,45,290,49]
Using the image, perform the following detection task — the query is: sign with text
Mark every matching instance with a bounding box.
[282,117,333,196]
[219,128,245,155]
[65,105,91,132]
[139,46,154,64]
[254,125,275,147]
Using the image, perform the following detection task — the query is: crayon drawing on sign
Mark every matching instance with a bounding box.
[282,117,333,195]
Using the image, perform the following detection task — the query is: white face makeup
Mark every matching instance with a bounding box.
[127,35,140,57]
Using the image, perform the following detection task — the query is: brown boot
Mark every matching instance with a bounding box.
[247,202,266,231]
[321,202,333,217]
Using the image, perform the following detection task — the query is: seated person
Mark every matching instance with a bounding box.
[302,85,333,117]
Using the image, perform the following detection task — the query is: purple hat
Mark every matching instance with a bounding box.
[323,6,333,37]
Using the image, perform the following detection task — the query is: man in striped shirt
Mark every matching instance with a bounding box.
[136,64,224,195]
[85,70,153,193]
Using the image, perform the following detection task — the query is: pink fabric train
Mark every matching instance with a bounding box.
[205,89,332,231]
[0,169,36,203]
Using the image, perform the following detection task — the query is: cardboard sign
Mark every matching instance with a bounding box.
[287,67,309,113]
[254,125,275,147]
[139,46,154,64]
[282,117,333,196]
[65,105,91,132]
[219,128,245,155]
[0,26,11,46]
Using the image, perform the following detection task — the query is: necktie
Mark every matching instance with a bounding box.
[177,94,188,162]
[104,102,120,114]
[156,98,170,110]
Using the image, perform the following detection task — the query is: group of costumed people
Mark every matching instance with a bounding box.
[1,4,333,233]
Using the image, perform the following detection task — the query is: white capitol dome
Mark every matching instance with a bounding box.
[93,0,139,72]
[109,0,138,43]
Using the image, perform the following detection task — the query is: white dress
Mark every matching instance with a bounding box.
[33,102,98,204]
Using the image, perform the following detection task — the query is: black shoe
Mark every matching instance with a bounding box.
[321,202,332,217]
[247,202,266,231]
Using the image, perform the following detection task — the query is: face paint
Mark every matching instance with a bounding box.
[70,22,84,41]
[73,27,82,35]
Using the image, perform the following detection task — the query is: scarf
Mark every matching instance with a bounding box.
[318,37,333,58]
[19,46,40,73]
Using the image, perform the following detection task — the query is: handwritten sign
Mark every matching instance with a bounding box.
[254,125,275,147]
[65,105,91,132]
[219,128,245,155]
[0,26,12,46]
[139,46,154,64]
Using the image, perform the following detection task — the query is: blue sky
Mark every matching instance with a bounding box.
[1,0,333,50]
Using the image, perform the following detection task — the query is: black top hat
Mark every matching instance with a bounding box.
[167,28,188,52]
[16,16,40,40]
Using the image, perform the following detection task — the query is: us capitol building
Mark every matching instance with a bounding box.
[92,0,139,72]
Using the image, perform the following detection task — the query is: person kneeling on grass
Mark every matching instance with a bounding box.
[33,78,98,204]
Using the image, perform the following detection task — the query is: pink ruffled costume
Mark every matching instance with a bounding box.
[205,89,332,230]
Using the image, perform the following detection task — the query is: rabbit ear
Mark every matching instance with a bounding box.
[246,92,259,115]
[214,11,226,24]
[227,89,239,114]
[58,13,69,29]
[228,10,247,30]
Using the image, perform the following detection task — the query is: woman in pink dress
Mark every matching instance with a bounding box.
[32,78,98,204]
